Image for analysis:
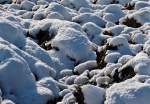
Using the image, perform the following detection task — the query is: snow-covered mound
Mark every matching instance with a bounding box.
[0,0,150,104]
[105,75,150,104]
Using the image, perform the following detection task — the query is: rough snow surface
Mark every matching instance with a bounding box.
[0,0,149,104]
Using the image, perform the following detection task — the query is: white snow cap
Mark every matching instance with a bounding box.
[82,85,105,104]
[105,75,150,104]
[0,19,26,48]
[51,28,96,63]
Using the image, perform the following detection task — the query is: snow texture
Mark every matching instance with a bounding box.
[0,0,149,104]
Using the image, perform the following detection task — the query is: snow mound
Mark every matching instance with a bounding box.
[61,0,91,10]
[105,75,150,104]
[0,19,26,48]
[82,85,105,104]
[72,13,106,27]
[0,0,150,104]
[103,4,125,23]
[51,28,96,63]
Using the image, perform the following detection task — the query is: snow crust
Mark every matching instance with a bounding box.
[0,0,149,104]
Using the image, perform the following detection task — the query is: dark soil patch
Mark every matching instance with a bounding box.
[125,3,135,10]
[103,30,113,36]
[122,17,142,28]
[73,86,85,104]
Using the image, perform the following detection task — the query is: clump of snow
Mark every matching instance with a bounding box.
[105,52,121,63]
[59,89,71,97]
[120,7,150,26]
[33,12,45,20]
[0,37,56,80]
[105,75,150,104]
[51,28,96,63]
[96,76,112,87]
[21,0,35,11]
[96,0,112,5]
[79,7,93,13]
[82,85,105,104]
[23,38,53,66]
[1,99,15,104]
[61,0,91,10]
[74,76,89,85]
[0,19,26,48]
[72,13,106,27]
[82,22,104,45]
[106,25,125,36]
[48,49,75,75]
[0,44,37,103]
[60,69,73,77]
[65,75,77,85]
[134,63,150,76]
[62,92,76,104]
[45,2,72,20]
[37,77,60,98]
[107,36,133,55]
[74,60,97,74]
[0,0,150,104]
[118,55,133,64]
[135,1,150,10]
[130,32,147,44]
[103,4,125,23]
[21,11,34,19]
[47,12,64,20]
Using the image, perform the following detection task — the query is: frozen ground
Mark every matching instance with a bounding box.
[0,0,150,104]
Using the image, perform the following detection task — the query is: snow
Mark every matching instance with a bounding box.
[0,38,56,79]
[120,7,150,26]
[0,46,36,103]
[0,19,26,48]
[0,45,36,94]
[135,1,150,10]
[74,76,89,85]
[105,75,150,104]
[96,76,112,86]
[65,75,77,85]
[74,60,97,74]
[105,52,121,63]
[118,55,133,64]
[51,28,96,63]
[62,92,76,104]
[82,22,104,45]
[79,7,93,13]
[0,0,150,104]
[82,85,105,104]
[131,32,147,44]
[21,0,35,11]
[72,13,106,27]
[108,36,133,55]
[119,52,149,69]
[48,49,75,75]
[1,99,15,104]
[60,69,73,77]
[23,38,53,66]
[61,0,91,10]
[37,77,60,98]
[134,63,150,76]
[45,2,72,20]
[133,8,150,24]
[47,12,64,20]
[59,89,71,97]
[105,25,125,36]
[103,4,125,23]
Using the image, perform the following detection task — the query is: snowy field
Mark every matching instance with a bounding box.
[0,0,150,104]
